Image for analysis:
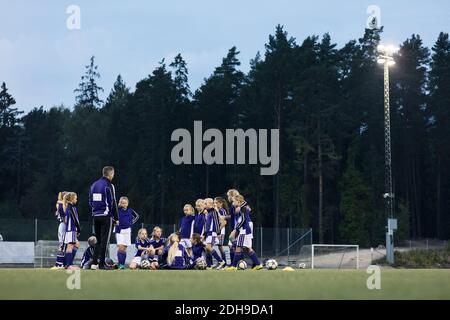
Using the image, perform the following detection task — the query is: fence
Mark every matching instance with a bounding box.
[397,239,449,250]
[0,218,312,268]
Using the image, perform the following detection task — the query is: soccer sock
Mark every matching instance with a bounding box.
[65,250,74,266]
[117,250,126,265]
[55,251,65,267]
[206,253,213,267]
[232,252,243,267]
[229,250,235,265]
[212,250,223,263]
[71,247,78,262]
[220,249,226,262]
[248,251,260,266]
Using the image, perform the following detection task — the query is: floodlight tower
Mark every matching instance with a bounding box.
[377,44,399,264]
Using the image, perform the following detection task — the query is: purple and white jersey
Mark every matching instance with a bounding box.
[65,203,80,233]
[205,208,221,236]
[180,215,195,239]
[56,202,65,223]
[134,237,151,257]
[234,202,252,235]
[166,243,192,269]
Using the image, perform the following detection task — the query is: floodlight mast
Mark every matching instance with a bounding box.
[377,44,399,264]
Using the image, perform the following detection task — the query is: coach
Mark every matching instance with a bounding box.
[89,166,119,270]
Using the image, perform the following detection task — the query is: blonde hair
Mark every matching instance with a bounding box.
[234,194,245,204]
[152,226,162,238]
[119,196,129,202]
[195,198,205,207]
[183,204,195,215]
[204,198,214,207]
[64,192,77,204]
[227,189,240,197]
[167,233,180,265]
[137,228,148,239]
[56,191,68,210]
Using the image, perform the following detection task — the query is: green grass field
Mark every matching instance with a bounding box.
[1,268,450,300]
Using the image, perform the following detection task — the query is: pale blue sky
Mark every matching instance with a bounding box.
[1,0,449,113]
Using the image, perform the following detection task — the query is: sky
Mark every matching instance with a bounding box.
[1,0,449,114]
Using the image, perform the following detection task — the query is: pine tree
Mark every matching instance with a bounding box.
[74,56,104,108]
[391,34,429,238]
[428,32,450,239]
[0,82,24,203]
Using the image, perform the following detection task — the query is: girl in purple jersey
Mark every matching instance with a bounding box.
[214,197,229,264]
[63,192,81,269]
[204,198,226,269]
[179,204,195,256]
[51,191,68,269]
[164,233,193,269]
[226,194,263,271]
[129,228,152,269]
[226,189,240,264]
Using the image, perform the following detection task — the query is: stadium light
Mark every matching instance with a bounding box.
[377,43,398,265]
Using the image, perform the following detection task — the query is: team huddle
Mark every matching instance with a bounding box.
[51,166,262,271]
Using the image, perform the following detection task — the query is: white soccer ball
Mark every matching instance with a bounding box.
[299,262,306,269]
[237,260,248,270]
[265,259,278,270]
[195,257,207,270]
[140,259,151,269]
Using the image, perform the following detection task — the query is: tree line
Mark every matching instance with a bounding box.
[1,26,449,246]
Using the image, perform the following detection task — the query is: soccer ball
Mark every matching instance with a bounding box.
[237,260,248,270]
[265,259,278,270]
[105,258,118,269]
[195,257,207,270]
[299,263,306,269]
[140,259,151,269]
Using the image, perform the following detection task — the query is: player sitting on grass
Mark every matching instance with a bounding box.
[163,233,193,269]
[226,195,263,271]
[148,226,166,263]
[190,233,206,263]
[179,204,195,256]
[204,198,226,270]
[129,228,152,270]
[115,196,140,269]
[63,192,81,269]
[80,236,97,269]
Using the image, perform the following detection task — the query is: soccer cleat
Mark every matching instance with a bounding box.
[216,261,226,270]
[252,264,264,271]
[90,264,99,270]
[118,264,125,270]
[50,266,64,270]
[205,267,213,270]
[225,266,237,271]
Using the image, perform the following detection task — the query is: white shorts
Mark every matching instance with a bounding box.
[205,232,217,245]
[180,238,192,249]
[236,233,252,249]
[58,222,66,245]
[116,228,132,246]
[64,231,77,244]
[131,256,141,265]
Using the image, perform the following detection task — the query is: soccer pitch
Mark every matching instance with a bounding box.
[1,269,450,300]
